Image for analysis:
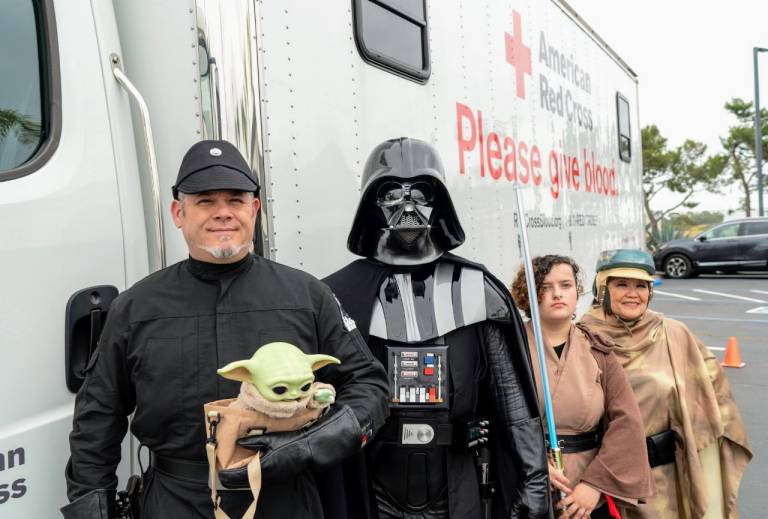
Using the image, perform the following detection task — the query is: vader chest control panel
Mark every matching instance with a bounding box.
[386,345,449,409]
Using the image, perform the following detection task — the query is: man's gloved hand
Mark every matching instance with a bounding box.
[60,489,114,519]
[218,404,362,488]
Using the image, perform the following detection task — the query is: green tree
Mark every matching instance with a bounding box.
[641,125,724,249]
[658,211,724,243]
[0,108,41,145]
[719,98,768,216]
[674,210,724,228]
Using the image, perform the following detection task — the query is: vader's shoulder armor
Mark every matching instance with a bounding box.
[369,261,511,343]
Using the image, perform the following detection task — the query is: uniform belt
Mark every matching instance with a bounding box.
[152,453,209,483]
[547,428,602,454]
[646,430,675,468]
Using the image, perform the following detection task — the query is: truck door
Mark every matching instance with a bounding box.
[0,0,140,515]
[695,222,741,268]
[737,220,768,269]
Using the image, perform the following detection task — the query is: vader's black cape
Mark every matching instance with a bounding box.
[317,253,545,519]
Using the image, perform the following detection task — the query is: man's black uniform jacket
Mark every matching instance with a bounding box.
[65,254,389,518]
[322,253,549,519]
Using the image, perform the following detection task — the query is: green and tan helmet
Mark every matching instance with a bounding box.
[593,249,656,311]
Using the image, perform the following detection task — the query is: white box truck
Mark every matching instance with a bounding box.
[0,0,643,515]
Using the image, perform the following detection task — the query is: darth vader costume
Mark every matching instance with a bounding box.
[322,138,549,518]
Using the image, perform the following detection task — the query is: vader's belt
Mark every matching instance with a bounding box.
[380,416,453,447]
[380,416,490,451]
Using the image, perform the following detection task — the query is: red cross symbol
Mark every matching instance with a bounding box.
[505,11,532,99]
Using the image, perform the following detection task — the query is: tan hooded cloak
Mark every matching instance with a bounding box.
[580,309,752,518]
[525,323,654,507]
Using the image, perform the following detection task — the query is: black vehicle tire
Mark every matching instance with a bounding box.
[663,254,693,279]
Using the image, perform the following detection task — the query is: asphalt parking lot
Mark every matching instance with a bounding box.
[651,274,767,516]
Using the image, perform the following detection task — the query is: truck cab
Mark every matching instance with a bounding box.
[0,0,151,513]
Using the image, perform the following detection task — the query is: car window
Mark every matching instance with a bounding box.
[705,223,739,239]
[742,221,768,236]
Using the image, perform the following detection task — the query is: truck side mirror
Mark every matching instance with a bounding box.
[198,29,210,77]
[65,286,119,393]
[697,235,707,242]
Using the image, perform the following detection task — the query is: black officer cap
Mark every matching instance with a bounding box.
[172,140,259,199]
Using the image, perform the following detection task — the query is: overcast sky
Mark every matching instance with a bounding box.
[566,0,768,215]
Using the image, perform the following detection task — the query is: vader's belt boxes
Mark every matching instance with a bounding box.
[386,345,449,410]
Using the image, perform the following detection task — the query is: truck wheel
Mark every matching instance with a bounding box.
[663,254,693,279]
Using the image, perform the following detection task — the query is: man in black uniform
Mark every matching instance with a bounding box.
[62,140,389,518]
[324,138,549,518]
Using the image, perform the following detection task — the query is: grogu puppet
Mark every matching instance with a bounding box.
[204,343,343,516]
[217,342,340,418]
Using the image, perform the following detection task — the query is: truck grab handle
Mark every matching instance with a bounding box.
[110,53,167,271]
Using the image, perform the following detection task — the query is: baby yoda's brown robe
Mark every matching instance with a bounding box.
[526,323,654,511]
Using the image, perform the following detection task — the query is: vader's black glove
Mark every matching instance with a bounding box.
[218,404,362,489]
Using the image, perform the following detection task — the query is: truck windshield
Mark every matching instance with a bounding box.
[0,0,44,172]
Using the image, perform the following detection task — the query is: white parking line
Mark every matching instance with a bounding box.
[668,314,768,324]
[709,347,726,351]
[691,289,767,303]
[749,289,768,296]
[654,290,701,301]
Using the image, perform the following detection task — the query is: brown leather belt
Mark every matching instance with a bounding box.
[547,428,602,454]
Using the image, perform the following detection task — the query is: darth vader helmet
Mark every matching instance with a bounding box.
[347,138,465,266]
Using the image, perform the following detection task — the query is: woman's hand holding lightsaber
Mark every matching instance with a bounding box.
[548,461,571,495]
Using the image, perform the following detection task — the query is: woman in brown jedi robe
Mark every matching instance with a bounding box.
[579,249,752,519]
[511,255,654,519]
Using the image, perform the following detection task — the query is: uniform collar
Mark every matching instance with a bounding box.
[186,253,253,281]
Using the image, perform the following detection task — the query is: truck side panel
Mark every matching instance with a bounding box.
[259,0,643,301]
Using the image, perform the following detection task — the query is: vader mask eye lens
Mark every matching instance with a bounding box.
[272,386,287,395]
[410,182,434,205]
[376,182,403,206]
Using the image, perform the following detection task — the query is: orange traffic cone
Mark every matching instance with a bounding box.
[721,337,745,368]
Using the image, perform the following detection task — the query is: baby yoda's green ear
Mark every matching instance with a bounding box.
[217,359,256,383]
[307,354,341,371]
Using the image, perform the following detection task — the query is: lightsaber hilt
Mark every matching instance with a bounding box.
[548,447,568,516]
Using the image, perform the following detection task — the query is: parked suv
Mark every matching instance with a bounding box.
[654,217,768,278]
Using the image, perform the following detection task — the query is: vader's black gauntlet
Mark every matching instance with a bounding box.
[218,404,362,488]
[483,322,550,519]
